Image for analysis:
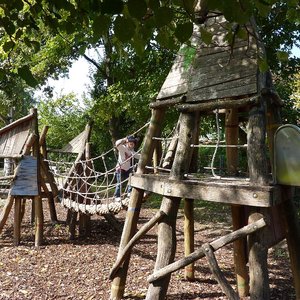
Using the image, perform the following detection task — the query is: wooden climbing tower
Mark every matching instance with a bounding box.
[110,12,300,300]
[0,108,58,246]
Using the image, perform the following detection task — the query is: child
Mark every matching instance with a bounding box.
[114,135,140,201]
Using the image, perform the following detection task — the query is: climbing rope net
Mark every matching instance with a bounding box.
[45,122,178,215]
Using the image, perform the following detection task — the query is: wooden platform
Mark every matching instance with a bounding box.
[131,174,282,207]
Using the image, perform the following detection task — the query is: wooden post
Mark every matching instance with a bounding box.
[247,102,270,299]
[14,197,21,246]
[0,194,14,234]
[184,198,194,280]
[281,187,300,298]
[69,211,78,240]
[31,108,44,246]
[34,196,44,246]
[110,108,165,300]
[225,108,250,296]
[146,112,198,300]
[184,112,199,281]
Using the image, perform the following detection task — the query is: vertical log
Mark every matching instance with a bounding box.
[146,112,198,300]
[153,141,162,173]
[34,196,44,247]
[184,112,199,281]
[247,102,270,299]
[225,108,250,296]
[14,197,21,246]
[225,108,239,175]
[69,211,78,240]
[184,198,194,280]
[31,108,44,246]
[281,188,300,297]
[111,108,165,300]
[0,194,14,234]
[39,125,49,158]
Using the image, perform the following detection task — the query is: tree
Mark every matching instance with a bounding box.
[1,0,299,86]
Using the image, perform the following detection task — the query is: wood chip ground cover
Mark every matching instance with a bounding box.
[0,200,295,299]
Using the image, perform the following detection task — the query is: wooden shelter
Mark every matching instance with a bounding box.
[109,14,300,300]
[0,108,58,246]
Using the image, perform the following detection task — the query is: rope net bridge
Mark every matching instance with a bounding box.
[44,121,178,216]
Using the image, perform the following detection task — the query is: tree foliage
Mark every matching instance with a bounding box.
[0,0,299,86]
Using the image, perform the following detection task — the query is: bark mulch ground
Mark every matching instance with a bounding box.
[0,199,296,299]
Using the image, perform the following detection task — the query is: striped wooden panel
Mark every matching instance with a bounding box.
[0,119,32,156]
[61,129,89,154]
[156,15,259,102]
[11,156,38,196]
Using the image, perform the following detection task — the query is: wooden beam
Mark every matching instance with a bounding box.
[148,218,266,283]
[131,174,281,207]
[0,112,34,136]
[150,96,186,109]
[109,210,166,280]
[203,243,239,300]
[178,95,258,113]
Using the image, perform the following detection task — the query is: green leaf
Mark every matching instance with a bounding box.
[148,0,160,11]
[258,58,269,72]
[155,7,174,28]
[179,45,197,70]
[17,66,38,87]
[254,0,271,17]
[93,15,111,39]
[276,51,289,61]
[236,27,248,40]
[101,0,124,14]
[0,68,4,81]
[182,0,196,14]
[175,22,193,43]
[1,17,16,35]
[128,0,147,20]
[3,41,15,52]
[114,16,136,43]
[200,28,213,45]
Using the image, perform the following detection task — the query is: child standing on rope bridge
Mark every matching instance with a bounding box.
[114,135,140,202]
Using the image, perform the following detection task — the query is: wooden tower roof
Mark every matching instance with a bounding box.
[157,15,260,102]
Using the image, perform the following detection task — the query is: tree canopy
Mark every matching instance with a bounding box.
[0,0,299,87]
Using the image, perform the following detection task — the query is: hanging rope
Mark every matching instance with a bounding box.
[210,109,221,179]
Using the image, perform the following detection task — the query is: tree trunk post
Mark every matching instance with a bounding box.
[34,196,44,247]
[184,198,195,280]
[146,112,199,300]
[110,108,165,300]
[247,102,270,299]
[225,108,250,296]
[14,197,21,246]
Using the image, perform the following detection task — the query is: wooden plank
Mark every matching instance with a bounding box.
[188,81,257,102]
[130,174,281,207]
[11,156,38,196]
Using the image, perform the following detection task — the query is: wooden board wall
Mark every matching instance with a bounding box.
[157,15,258,102]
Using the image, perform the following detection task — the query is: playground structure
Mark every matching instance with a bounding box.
[109,14,300,300]
[0,108,58,246]
[0,107,149,242]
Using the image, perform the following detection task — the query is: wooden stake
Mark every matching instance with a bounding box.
[34,196,44,247]
[110,210,166,279]
[0,194,14,234]
[146,112,198,300]
[110,108,165,300]
[184,198,195,281]
[203,243,239,300]
[148,218,266,283]
[225,108,250,296]
[14,197,21,246]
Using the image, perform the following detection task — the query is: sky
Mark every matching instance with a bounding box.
[39,45,300,101]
